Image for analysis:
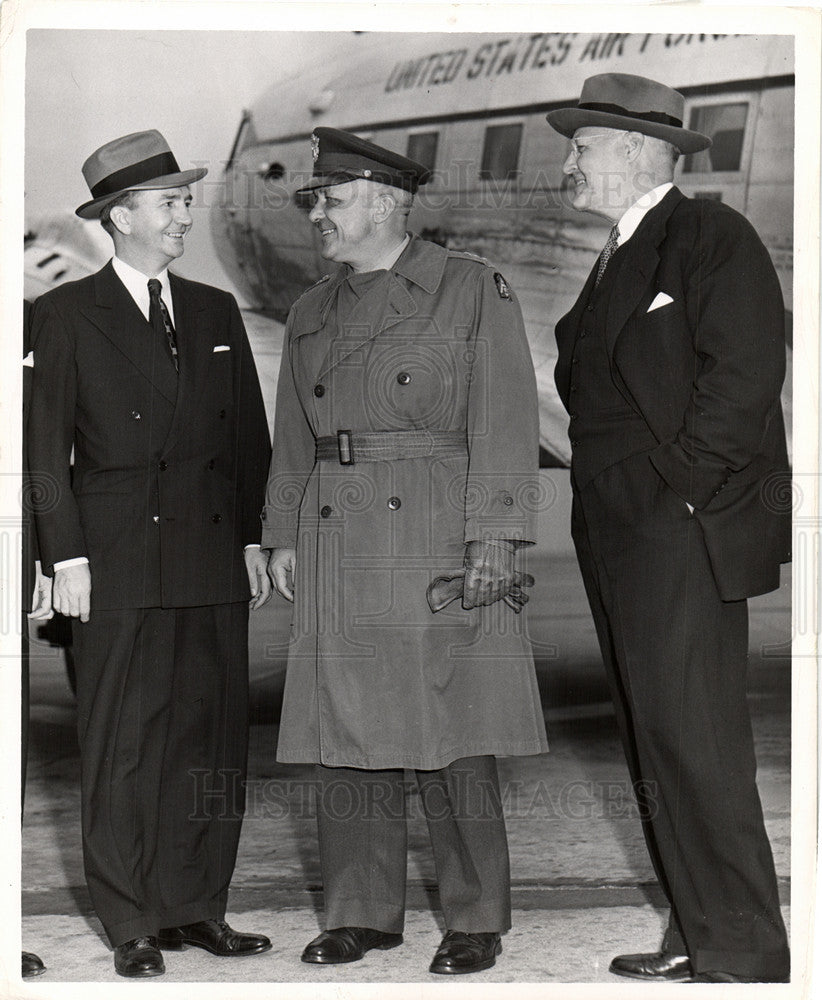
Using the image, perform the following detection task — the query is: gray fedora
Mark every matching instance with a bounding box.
[76,130,207,219]
[546,73,711,154]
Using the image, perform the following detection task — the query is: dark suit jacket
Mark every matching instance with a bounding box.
[27,262,271,611]
[555,187,790,601]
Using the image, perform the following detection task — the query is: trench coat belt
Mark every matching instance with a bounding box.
[315,429,467,465]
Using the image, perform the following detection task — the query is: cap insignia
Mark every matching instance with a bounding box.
[311,133,320,162]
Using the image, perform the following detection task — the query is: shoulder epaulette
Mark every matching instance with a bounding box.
[446,248,492,267]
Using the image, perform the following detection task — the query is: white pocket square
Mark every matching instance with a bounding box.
[648,292,674,312]
[23,351,34,367]
[213,345,231,353]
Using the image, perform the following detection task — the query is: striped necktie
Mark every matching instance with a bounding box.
[147,278,178,372]
[595,224,620,287]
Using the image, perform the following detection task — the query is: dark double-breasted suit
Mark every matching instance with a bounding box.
[555,187,790,980]
[27,261,270,946]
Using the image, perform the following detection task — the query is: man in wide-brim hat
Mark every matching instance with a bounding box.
[27,130,273,977]
[547,74,790,983]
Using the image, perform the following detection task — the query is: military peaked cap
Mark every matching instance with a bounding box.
[296,127,432,194]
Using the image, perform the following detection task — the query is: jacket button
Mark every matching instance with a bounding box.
[212,513,222,523]
[586,304,595,312]
[131,410,141,420]
[207,459,215,470]
[503,496,514,506]
[320,505,333,518]
[387,496,401,510]
[219,409,226,418]
[314,384,325,397]
[396,372,411,385]
[159,460,168,471]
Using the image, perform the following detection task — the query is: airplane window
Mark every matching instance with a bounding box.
[683,102,748,173]
[480,123,523,181]
[407,132,439,173]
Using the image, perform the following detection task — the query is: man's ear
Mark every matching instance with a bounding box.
[624,131,645,162]
[373,190,396,224]
[109,204,132,236]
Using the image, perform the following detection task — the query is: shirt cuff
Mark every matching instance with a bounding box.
[53,557,89,571]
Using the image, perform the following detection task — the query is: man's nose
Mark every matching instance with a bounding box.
[308,198,324,223]
[176,203,193,226]
[562,149,578,174]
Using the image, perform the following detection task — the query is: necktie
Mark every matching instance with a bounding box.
[595,224,620,287]
[147,278,178,372]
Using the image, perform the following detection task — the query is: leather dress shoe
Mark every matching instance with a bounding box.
[22,951,46,978]
[114,937,165,978]
[429,930,502,975]
[609,951,693,982]
[158,919,271,956]
[301,927,403,964]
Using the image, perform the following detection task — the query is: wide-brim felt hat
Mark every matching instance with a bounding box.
[546,73,711,154]
[296,127,432,195]
[76,129,208,219]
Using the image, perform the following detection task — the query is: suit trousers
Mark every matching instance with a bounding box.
[315,755,511,934]
[72,603,249,947]
[572,450,789,981]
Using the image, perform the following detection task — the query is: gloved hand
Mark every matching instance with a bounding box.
[426,568,534,614]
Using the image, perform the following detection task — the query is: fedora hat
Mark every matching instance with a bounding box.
[296,127,431,195]
[75,130,208,219]
[546,73,711,154]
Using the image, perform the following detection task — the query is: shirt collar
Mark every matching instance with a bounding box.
[366,233,411,274]
[616,183,674,245]
[111,256,174,322]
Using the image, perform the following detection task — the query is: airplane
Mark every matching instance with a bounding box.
[210,30,795,465]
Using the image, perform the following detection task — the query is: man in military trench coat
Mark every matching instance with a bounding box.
[263,128,547,975]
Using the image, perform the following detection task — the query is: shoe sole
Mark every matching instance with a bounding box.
[429,941,502,975]
[609,966,693,983]
[158,939,272,957]
[302,938,403,965]
[115,965,166,978]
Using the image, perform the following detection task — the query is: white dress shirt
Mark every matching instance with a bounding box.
[615,182,674,247]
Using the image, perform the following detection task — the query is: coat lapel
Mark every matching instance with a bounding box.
[605,187,684,357]
[81,262,178,405]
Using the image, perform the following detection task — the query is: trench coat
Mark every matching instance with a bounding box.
[262,235,548,769]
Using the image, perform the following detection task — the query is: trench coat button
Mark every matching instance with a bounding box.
[131,410,141,420]
[153,515,159,524]
[320,505,333,518]
[387,496,401,511]
[572,357,579,365]
[207,459,215,470]
[503,495,514,506]
[212,513,222,523]
[314,384,325,397]
[159,460,168,471]
[396,372,411,385]
[586,304,595,312]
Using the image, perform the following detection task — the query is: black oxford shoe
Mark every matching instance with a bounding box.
[114,937,165,978]
[22,952,46,978]
[158,919,271,956]
[301,927,403,964]
[429,930,502,975]
[609,951,693,982]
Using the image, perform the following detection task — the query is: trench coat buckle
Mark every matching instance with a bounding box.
[337,429,354,465]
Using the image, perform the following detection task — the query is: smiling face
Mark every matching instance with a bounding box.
[113,186,193,275]
[562,128,629,221]
[307,180,380,270]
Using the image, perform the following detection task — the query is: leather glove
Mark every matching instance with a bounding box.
[426,568,535,614]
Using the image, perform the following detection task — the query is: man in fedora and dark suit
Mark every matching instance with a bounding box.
[546,75,790,983]
[27,131,273,977]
